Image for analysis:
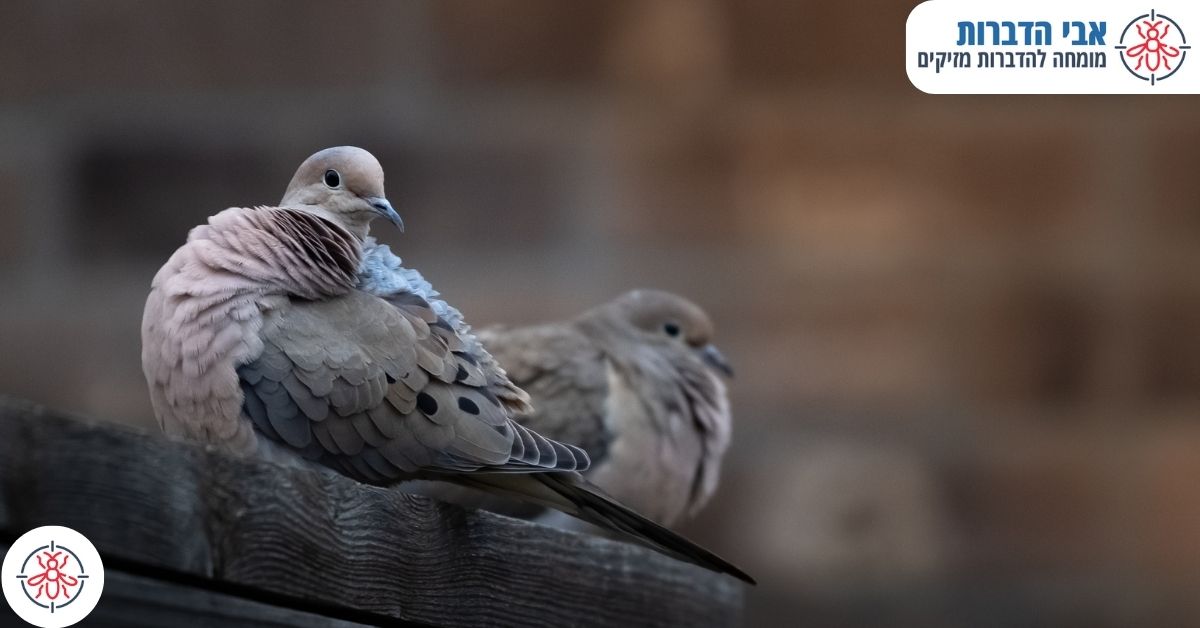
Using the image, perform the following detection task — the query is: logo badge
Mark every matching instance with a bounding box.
[2,527,104,628]
[1116,9,1191,84]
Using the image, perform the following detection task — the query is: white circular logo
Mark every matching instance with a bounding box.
[2,526,104,628]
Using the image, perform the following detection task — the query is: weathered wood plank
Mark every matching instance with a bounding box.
[0,398,743,627]
[0,564,375,628]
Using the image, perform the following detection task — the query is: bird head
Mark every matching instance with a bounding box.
[280,146,403,240]
[605,289,733,378]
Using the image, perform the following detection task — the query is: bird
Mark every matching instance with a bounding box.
[141,146,753,584]
[476,290,735,529]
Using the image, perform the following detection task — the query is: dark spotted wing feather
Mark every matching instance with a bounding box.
[238,289,588,483]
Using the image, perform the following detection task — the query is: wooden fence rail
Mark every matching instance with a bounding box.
[0,397,743,627]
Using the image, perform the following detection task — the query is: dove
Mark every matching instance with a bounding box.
[474,290,734,528]
[141,146,753,584]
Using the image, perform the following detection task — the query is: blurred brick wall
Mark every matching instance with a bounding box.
[2,1,1200,626]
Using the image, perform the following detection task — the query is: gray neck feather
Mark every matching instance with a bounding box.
[258,208,362,299]
[357,237,481,349]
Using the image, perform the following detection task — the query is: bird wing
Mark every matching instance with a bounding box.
[238,289,588,483]
[477,323,613,466]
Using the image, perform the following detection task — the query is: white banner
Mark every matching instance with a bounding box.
[907,1,1200,93]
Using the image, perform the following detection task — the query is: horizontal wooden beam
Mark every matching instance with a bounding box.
[0,397,742,627]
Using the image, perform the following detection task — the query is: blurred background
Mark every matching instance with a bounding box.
[2,1,1199,626]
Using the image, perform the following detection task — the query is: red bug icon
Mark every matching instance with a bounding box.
[1126,19,1181,72]
[5,527,105,625]
[24,551,79,602]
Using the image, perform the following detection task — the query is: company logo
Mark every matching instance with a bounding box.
[1116,10,1190,84]
[908,1,1200,93]
[2,527,104,628]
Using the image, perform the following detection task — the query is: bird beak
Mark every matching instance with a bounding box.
[701,344,734,378]
[368,197,404,232]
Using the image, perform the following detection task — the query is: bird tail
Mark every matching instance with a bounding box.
[452,472,755,585]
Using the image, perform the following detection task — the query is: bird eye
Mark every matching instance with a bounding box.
[663,322,681,337]
[323,169,341,188]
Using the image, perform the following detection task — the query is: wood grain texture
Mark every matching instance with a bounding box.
[0,397,744,627]
[0,565,375,628]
